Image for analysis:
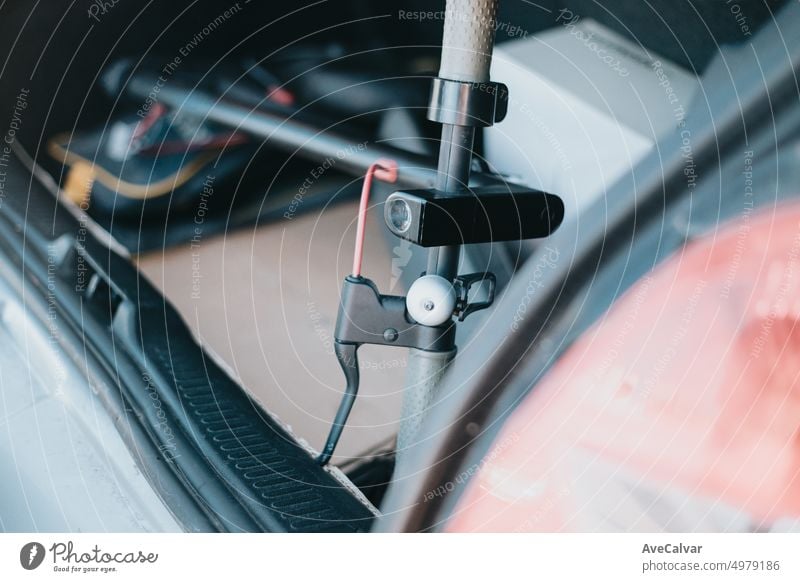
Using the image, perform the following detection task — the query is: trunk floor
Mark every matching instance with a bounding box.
[136,201,406,464]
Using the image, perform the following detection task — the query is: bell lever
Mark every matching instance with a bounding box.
[453,272,497,322]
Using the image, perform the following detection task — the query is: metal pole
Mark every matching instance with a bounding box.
[400,0,500,457]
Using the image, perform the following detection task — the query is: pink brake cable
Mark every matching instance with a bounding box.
[351,159,398,277]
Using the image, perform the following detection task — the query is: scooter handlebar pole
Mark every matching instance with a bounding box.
[429,0,501,280]
[401,0,501,460]
[439,0,500,84]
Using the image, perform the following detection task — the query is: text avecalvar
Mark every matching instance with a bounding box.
[642,543,702,554]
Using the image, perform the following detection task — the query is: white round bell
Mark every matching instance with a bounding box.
[406,274,457,326]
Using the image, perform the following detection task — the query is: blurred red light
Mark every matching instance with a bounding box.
[449,203,800,532]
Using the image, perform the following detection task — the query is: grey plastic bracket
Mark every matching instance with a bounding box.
[334,276,456,351]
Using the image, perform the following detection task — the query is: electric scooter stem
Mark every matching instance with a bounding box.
[398,0,501,455]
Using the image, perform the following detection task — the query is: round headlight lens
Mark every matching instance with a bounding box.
[388,199,412,233]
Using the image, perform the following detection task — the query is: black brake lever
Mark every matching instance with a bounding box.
[316,342,360,465]
[316,276,455,465]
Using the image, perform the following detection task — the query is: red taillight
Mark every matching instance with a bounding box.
[449,203,800,532]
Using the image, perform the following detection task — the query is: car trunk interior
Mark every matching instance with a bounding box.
[0,0,785,475]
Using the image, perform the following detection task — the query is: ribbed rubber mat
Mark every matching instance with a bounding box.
[112,299,375,532]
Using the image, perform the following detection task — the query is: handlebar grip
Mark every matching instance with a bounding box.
[438,0,500,83]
